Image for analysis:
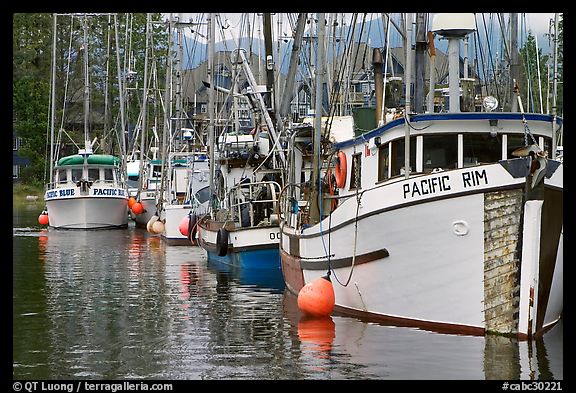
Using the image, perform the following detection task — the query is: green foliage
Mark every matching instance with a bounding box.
[13,13,168,186]
[518,14,563,116]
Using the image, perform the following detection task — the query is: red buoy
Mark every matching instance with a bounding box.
[297,275,335,318]
[128,197,137,208]
[179,215,190,237]
[131,202,144,215]
[38,212,49,226]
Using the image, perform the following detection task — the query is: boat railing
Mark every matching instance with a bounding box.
[227,181,282,228]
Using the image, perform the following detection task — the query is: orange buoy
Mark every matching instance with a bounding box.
[297,275,335,318]
[179,215,190,237]
[38,212,49,225]
[131,202,144,215]
[128,197,137,208]
[335,151,347,188]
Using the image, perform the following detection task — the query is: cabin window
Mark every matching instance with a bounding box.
[104,168,114,181]
[88,168,99,181]
[58,169,67,183]
[543,137,552,157]
[377,143,389,181]
[423,134,458,172]
[506,134,529,159]
[391,136,416,176]
[349,153,362,190]
[463,133,502,165]
[71,168,83,182]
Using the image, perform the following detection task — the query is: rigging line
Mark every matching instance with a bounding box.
[324,14,359,136]
[58,14,76,145]
[481,13,502,104]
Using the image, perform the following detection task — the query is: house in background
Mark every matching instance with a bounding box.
[13,131,30,182]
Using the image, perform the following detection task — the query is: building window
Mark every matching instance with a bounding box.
[349,153,362,190]
[423,134,458,172]
[377,143,389,182]
[13,136,20,151]
[200,104,207,114]
[13,164,19,179]
[464,133,502,165]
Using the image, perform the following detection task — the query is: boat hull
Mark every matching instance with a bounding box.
[160,204,193,245]
[198,218,281,271]
[45,193,128,229]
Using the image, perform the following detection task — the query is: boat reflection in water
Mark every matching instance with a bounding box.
[281,288,562,380]
[205,254,285,294]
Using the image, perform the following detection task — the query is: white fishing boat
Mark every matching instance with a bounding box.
[196,14,286,274]
[161,151,210,245]
[279,13,563,339]
[43,14,128,230]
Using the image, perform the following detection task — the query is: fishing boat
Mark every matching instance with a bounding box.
[279,13,563,339]
[196,14,285,274]
[44,14,128,230]
[160,151,210,245]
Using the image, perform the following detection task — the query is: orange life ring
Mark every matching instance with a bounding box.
[335,151,347,189]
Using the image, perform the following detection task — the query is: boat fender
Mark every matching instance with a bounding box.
[335,151,347,189]
[216,228,229,256]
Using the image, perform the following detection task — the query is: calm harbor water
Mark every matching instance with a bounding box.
[13,202,563,381]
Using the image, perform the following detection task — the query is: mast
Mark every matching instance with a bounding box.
[49,13,57,179]
[158,14,173,213]
[103,14,111,153]
[309,12,325,224]
[279,13,307,121]
[263,13,275,114]
[427,31,436,113]
[404,13,413,179]
[138,13,151,196]
[551,13,560,157]
[207,13,216,199]
[510,13,519,112]
[114,14,127,174]
[82,14,91,152]
[413,13,427,114]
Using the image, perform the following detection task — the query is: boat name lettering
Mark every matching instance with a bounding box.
[93,188,124,196]
[403,175,451,199]
[462,169,488,188]
[46,189,76,199]
[269,232,281,240]
[402,169,489,199]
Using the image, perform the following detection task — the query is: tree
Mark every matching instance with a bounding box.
[12,13,168,185]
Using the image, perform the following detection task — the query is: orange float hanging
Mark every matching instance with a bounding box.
[297,275,335,318]
[128,197,137,208]
[38,211,49,226]
[131,202,144,215]
[334,151,347,189]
